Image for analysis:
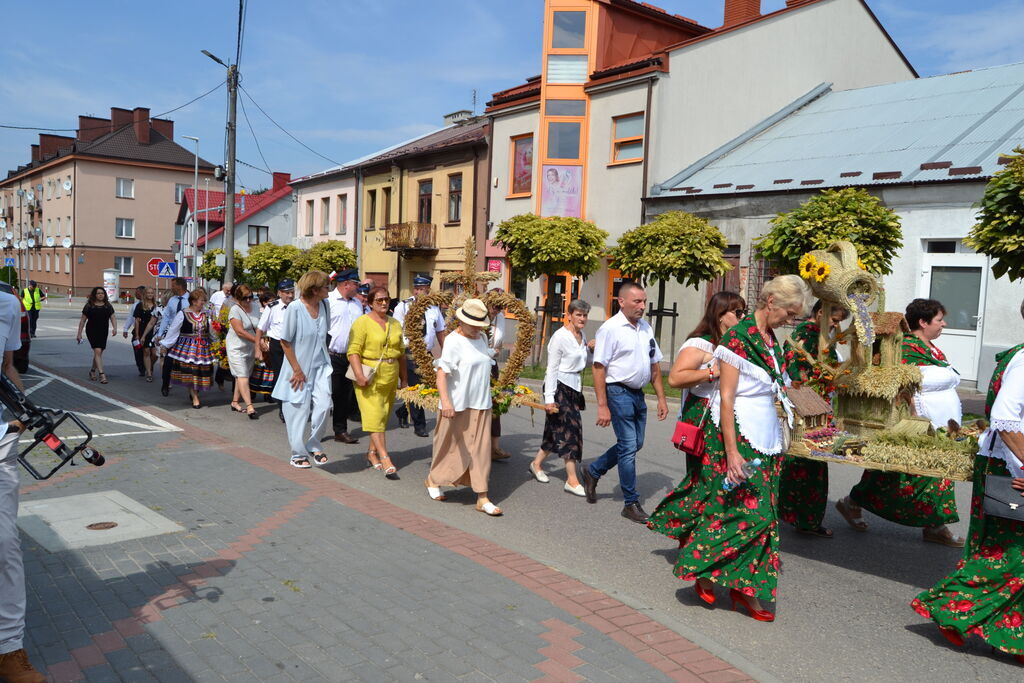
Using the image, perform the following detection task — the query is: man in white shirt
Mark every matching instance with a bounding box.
[209,282,231,317]
[327,268,364,443]
[255,279,295,423]
[0,290,43,682]
[393,275,446,437]
[122,285,146,376]
[155,277,189,397]
[582,282,668,524]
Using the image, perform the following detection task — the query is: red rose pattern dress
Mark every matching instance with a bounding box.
[656,317,792,602]
[849,337,959,527]
[911,343,1024,657]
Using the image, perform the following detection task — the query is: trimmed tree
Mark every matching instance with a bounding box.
[197,249,245,284]
[493,214,607,280]
[609,211,732,338]
[294,240,358,276]
[754,187,903,275]
[965,147,1024,280]
[243,242,304,288]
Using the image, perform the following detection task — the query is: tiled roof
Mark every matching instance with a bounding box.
[357,119,489,166]
[185,183,294,246]
[654,62,1024,197]
[486,77,542,110]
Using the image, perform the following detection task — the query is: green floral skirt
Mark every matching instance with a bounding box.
[911,455,1024,655]
[779,456,829,531]
[850,470,959,527]
[649,418,782,602]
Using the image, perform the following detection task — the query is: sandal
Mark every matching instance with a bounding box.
[89,369,97,381]
[923,526,965,548]
[290,457,311,469]
[835,497,868,532]
[146,375,153,383]
[367,449,382,471]
[99,373,108,384]
[476,501,503,517]
[246,404,259,420]
[796,525,833,538]
[230,402,244,413]
[424,479,446,501]
[310,451,328,465]
[379,455,398,480]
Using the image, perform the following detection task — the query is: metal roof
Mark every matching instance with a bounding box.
[653,61,1024,198]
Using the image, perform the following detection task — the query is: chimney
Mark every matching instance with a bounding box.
[133,107,150,144]
[39,134,75,160]
[443,110,473,126]
[151,117,174,140]
[724,0,761,27]
[78,115,111,142]
[272,172,291,191]
[110,107,132,132]
[31,145,40,163]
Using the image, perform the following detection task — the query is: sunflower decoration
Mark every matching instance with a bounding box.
[813,261,831,282]
[857,258,867,271]
[799,253,818,280]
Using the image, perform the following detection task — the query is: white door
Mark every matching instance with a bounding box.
[918,252,987,381]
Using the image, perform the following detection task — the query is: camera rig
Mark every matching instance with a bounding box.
[0,372,104,479]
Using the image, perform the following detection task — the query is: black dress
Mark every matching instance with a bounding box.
[133,304,157,348]
[82,303,114,349]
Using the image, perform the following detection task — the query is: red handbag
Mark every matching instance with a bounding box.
[671,390,714,457]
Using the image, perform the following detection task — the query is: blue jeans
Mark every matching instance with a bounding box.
[588,384,646,505]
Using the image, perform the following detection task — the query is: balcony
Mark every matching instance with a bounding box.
[383,222,437,254]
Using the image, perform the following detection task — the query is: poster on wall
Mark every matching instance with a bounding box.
[512,136,533,195]
[540,164,582,218]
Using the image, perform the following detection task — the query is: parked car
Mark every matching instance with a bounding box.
[0,282,30,372]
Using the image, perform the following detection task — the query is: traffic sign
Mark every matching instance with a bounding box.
[147,257,163,277]
[3,257,14,268]
[157,262,177,278]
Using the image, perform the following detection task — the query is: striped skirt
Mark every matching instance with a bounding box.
[169,334,214,392]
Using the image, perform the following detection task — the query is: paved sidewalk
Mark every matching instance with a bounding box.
[18,374,752,682]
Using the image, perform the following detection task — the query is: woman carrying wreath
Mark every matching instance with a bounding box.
[911,299,1024,665]
[647,291,746,535]
[778,300,848,539]
[837,298,963,547]
[659,276,809,621]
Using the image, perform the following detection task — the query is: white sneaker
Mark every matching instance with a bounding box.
[529,464,550,483]
[564,482,585,496]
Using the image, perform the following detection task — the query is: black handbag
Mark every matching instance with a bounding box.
[983,475,1024,522]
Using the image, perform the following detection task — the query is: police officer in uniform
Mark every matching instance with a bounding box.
[327,268,365,443]
[255,279,295,422]
[356,282,372,314]
[393,275,447,437]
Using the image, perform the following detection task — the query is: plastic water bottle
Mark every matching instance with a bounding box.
[723,458,763,491]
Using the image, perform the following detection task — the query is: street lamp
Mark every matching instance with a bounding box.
[182,135,199,280]
[203,49,238,285]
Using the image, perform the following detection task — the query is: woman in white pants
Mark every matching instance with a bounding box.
[272,271,333,469]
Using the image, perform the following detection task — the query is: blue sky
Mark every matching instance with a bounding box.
[1,0,1021,187]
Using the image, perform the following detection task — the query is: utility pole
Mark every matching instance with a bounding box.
[223,64,238,285]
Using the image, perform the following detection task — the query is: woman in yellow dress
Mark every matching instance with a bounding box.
[347,286,408,479]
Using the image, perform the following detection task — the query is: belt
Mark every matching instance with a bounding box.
[607,381,643,392]
[368,358,397,364]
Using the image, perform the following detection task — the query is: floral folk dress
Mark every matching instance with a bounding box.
[653,317,793,602]
[849,338,959,526]
[911,343,1024,656]
[779,321,837,531]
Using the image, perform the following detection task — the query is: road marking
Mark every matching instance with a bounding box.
[23,378,52,396]
[19,429,170,444]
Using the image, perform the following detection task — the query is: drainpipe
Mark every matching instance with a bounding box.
[71,160,77,297]
[396,164,404,296]
[353,169,361,263]
[640,77,654,226]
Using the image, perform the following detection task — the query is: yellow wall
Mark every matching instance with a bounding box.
[360,169,399,295]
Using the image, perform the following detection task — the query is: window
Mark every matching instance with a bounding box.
[366,190,377,230]
[175,183,189,204]
[552,11,586,48]
[336,194,347,234]
[174,223,183,241]
[417,181,433,223]
[447,174,462,223]
[546,55,588,84]
[67,216,72,236]
[510,135,533,196]
[612,113,645,163]
[546,99,586,117]
[382,187,392,225]
[65,254,71,273]
[248,225,269,246]
[305,200,314,236]
[46,181,52,200]
[115,177,134,198]
[115,256,133,275]
[115,217,135,238]
[320,197,330,235]
[66,175,72,196]
[55,178,62,199]
[510,268,528,303]
[547,121,581,160]
[45,254,50,272]
[55,217,61,236]
[46,219,51,236]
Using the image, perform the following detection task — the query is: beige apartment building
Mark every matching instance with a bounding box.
[0,106,213,296]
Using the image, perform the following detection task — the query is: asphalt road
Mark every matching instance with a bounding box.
[26,302,1022,682]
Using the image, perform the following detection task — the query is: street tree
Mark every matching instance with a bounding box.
[965,147,1024,280]
[294,240,357,276]
[197,249,245,284]
[609,211,732,337]
[243,242,304,288]
[754,187,903,275]
[494,214,607,280]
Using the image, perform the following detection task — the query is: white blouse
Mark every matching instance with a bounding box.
[677,337,716,403]
[543,326,589,403]
[980,350,1024,478]
[914,364,962,429]
[435,331,495,412]
[712,344,791,456]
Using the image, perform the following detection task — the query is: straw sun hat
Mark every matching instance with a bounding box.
[455,299,490,328]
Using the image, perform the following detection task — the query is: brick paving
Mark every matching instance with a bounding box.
[17,375,752,682]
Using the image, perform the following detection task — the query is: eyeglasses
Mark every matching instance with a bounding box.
[731,308,748,318]
[372,297,390,304]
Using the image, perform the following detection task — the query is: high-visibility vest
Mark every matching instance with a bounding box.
[22,287,42,310]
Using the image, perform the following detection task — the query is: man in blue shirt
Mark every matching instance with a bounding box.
[155,277,189,397]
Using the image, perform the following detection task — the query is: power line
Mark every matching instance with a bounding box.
[238,95,271,174]
[237,159,273,175]
[238,85,341,166]
[0,81,224,133]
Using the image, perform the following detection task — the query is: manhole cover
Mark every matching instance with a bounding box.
[86,522,118,531]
